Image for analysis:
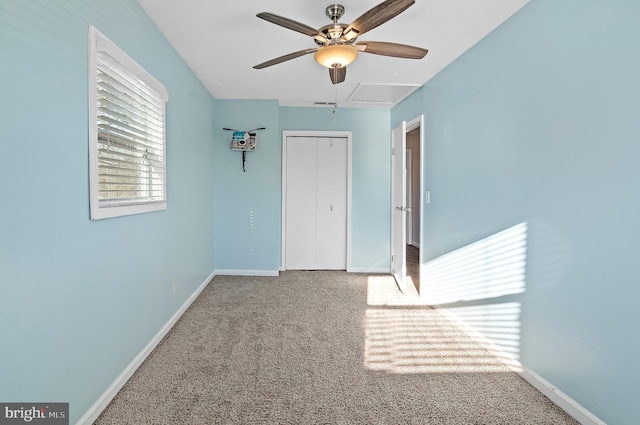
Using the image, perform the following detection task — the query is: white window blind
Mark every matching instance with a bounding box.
[88,26,168,220]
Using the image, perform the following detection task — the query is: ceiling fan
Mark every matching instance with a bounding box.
[253,0,428,85]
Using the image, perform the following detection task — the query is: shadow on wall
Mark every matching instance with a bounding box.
[362,224,528,374]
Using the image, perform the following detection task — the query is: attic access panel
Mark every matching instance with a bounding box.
[347,83,420,106]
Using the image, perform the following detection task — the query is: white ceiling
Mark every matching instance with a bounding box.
[137,0,528,108]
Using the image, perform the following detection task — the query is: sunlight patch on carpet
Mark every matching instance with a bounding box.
[364,308,510,373]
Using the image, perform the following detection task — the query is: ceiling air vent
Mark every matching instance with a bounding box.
[314,102,337,107]
[346,83,420,107]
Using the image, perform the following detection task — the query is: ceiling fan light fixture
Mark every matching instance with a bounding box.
[314,44,358,68]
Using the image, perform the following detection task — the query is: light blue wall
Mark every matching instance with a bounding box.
[213,104,392,273]
[0,1,216,423]
[9,0,635,423]
[280,107,392,271]
[392,0,640,423]
[390,87,424,130]
[212,99,281,273]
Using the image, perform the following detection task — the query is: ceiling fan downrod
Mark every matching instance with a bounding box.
[325,4,346,23]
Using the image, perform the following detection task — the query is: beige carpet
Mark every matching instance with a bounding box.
[95,271,578,424]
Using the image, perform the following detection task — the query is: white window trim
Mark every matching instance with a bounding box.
[88,25,169,220]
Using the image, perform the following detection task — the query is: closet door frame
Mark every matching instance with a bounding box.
[281,130,352,271]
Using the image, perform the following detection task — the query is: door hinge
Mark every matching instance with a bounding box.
[391,255,394,263]
[392,147,396,155]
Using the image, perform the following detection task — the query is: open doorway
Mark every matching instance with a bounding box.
[405,125,421,293]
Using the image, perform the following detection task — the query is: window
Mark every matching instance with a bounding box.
[88,25,169,220]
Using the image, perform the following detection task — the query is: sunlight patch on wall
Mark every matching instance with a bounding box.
[419,223,528,363]
[423,223,528,305]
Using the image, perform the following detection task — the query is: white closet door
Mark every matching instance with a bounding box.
[316,137,347,269]
[285,136,347,270]
[285,137,318,269]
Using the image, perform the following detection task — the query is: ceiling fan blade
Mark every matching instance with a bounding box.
[345,0,415,38]
[253,48,318,69]
[357,41,428,59]
[329,67,347,85]
[257,12,321,38]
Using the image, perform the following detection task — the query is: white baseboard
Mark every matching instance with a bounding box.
[518,367,606,425]
[214,269,279,277]
[76,270,215,425]
[435,307,606,425]
[276,267,389,274]
[277,266,388,274]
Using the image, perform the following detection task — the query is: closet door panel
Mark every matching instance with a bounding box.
[285,137,317,270]
[316,137,347,269]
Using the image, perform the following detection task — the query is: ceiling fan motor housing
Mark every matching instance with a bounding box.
[315,4,357,46]
[316,23,351,45]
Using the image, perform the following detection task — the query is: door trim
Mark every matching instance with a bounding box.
[281,130,353,271]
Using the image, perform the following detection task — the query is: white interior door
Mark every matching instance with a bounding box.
[285,136,347,270]
[391,122,407,292]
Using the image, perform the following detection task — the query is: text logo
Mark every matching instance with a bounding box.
[0,403,68,425]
